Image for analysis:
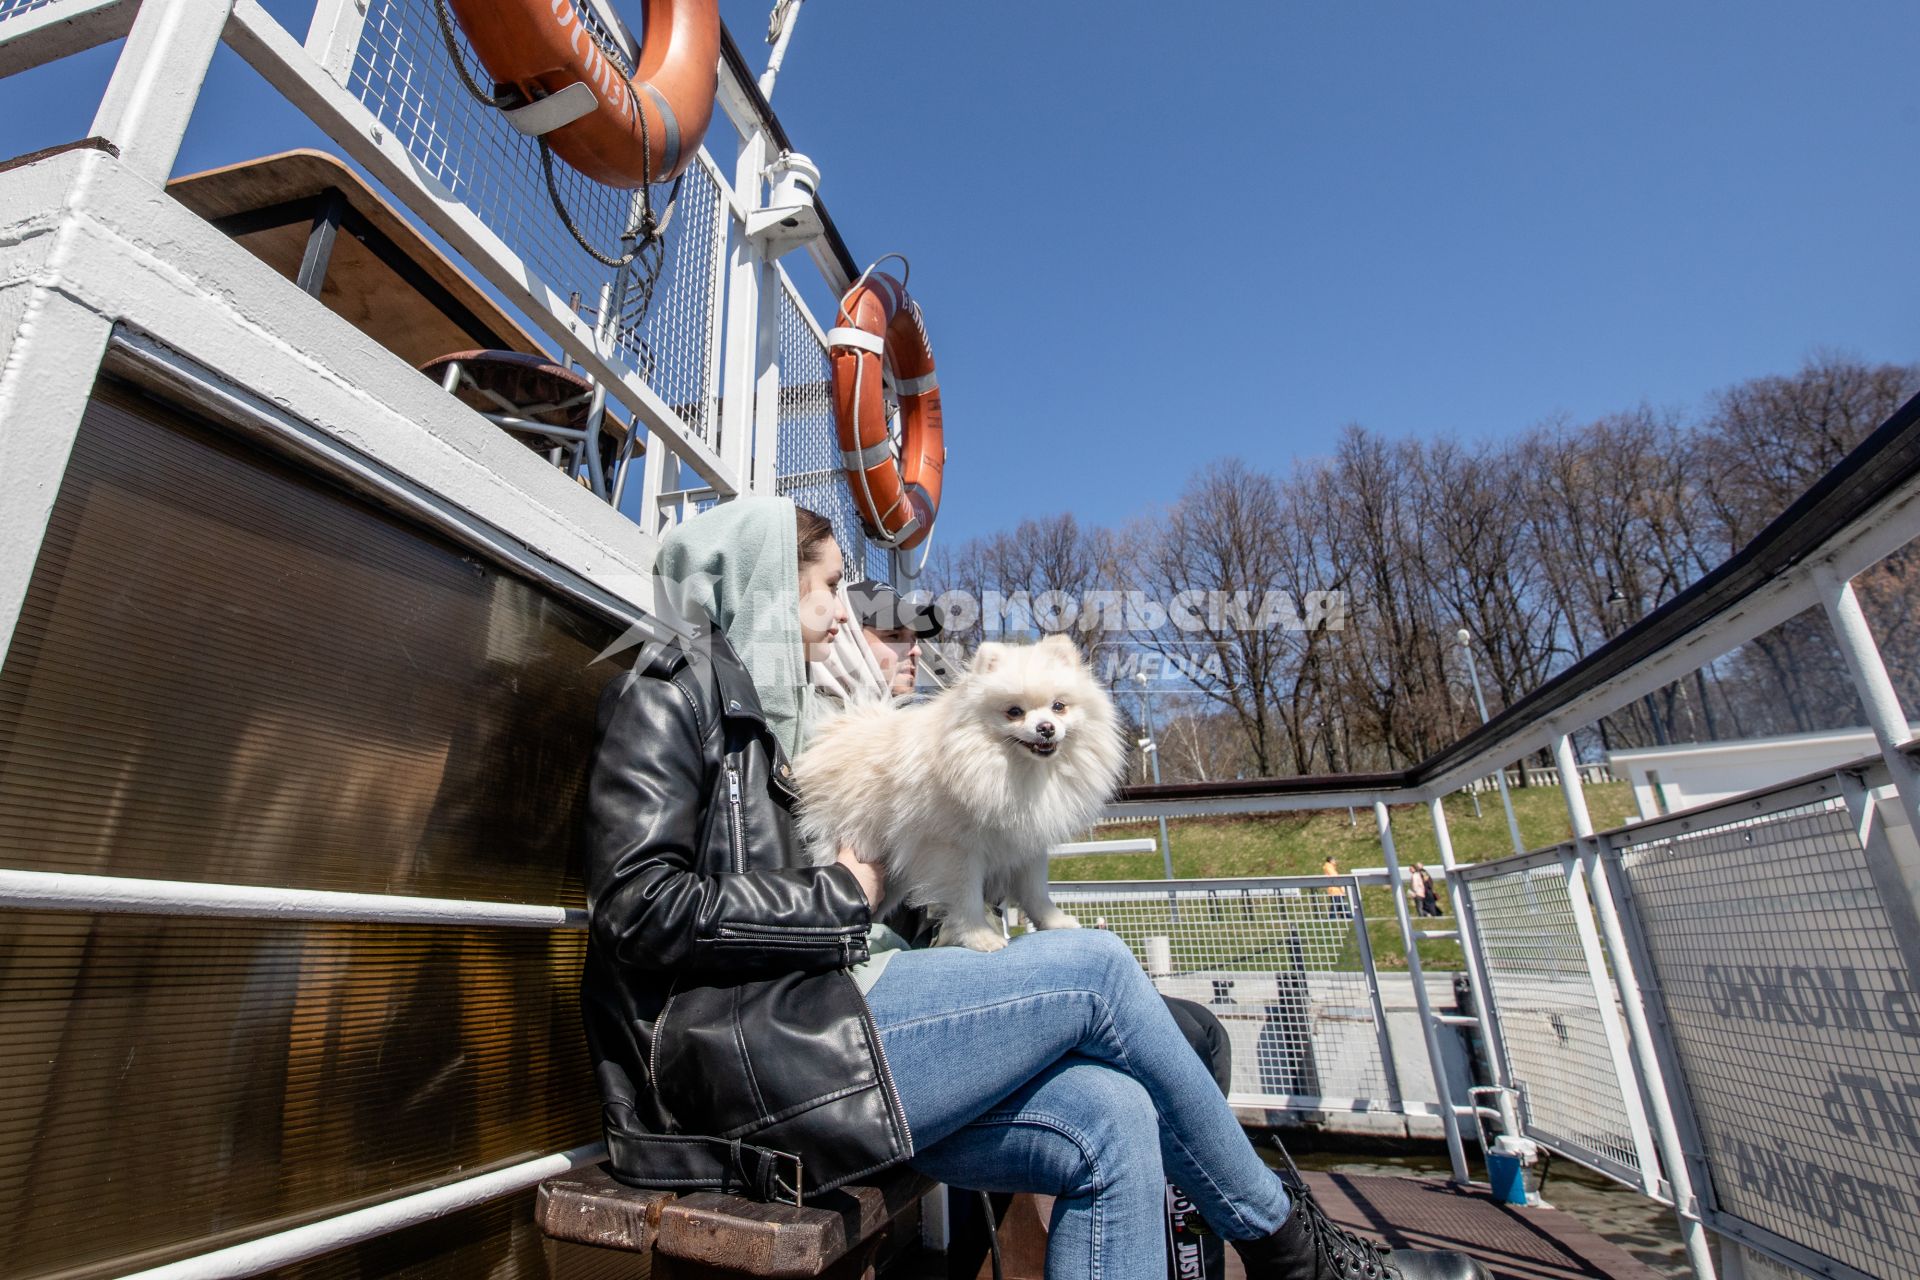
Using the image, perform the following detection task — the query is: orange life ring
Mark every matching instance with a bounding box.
[829,272,944,551]
[445,0,718,188]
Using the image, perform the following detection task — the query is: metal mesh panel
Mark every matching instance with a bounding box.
[1613,795,1920,1277]
[614,156,725,439]
[1049,881,1397,1110]
[773,274,887,583]
[0,0,57,23]
[1466,856,1646,1183]
[345,0,724,440]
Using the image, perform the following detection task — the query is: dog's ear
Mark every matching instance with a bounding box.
[1036,633,1079,663]
[972,642,1007,674]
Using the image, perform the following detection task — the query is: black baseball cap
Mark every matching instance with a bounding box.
[846,581,943,638]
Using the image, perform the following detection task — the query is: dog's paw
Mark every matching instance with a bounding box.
[937,924,1008,952]
[1031,911,1081,931]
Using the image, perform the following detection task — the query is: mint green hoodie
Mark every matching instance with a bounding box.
[657,498,909,991]
[656,496,812,760]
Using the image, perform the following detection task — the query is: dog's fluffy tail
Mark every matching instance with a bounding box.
[791,701,910,867]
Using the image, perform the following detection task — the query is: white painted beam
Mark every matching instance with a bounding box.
[0,146,691,691]
[0,0,133,79]
[89,0,233,185]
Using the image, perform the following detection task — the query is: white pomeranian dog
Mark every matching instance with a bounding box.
[795,634,1128,951]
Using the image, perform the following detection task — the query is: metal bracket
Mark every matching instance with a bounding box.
[744,202,823,255]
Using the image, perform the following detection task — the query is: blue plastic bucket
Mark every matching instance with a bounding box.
[1485,1151,1527,1205]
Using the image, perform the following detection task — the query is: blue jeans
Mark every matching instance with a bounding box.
[863,929,1293,1280]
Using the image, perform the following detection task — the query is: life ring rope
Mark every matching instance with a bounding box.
[430,0,671,268]
[442,0,719,191]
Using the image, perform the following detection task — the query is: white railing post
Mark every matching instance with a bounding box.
[0,292,115,674]
[303,0,368,83]
[749,264,783,495]
[1346,881,1405,1109]
[1815,560,1920,931]
[1579,840,1719,1280]
[89,0,233,185]
[1426,797,1513,1093]
[699,158,734,451]
[1372,800,1470,1184]
[718,129,769,490]
[718,131,790,499]
[1552,735,1716,1278]
[1548,736,1662,1190]
[638,443,676,537]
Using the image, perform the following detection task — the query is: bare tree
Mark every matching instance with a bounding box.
[924,353,1920,782]
[1127,459,1311,776]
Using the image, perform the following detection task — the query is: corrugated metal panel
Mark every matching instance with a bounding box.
[0,912,596,1277]
[0,384,621,903]
[0,385,628,1276]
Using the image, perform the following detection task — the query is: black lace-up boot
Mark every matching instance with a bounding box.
[1231,1145,1490,1280]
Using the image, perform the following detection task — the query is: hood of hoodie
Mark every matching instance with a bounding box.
[655,496,811,758]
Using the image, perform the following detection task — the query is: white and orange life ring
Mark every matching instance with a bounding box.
[828,271,944,551]
[445,0,718,188]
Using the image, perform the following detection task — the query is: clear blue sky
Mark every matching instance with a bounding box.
[6,1,1917,545]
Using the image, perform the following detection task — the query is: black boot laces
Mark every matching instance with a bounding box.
[1268,1138,1400,1280]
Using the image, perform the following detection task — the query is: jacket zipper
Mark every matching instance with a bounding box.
[724,758,745,873]
[648,977,682,1089]
[845,974,913,1154]
[715,921,856,937]
[714,923,862,959]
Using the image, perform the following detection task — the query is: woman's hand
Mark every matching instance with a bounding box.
[834,845,885,911]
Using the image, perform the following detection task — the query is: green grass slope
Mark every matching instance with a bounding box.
[1050,782,1638,971]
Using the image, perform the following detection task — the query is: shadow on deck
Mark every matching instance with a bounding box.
[1279,1172,1663,1280]
[962,1173,1664,1280]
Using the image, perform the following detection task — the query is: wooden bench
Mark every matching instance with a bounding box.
[537,1162,936,1280]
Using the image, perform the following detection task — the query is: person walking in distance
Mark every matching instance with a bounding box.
[1409,863,1442,918]
[1322,856,1351,920]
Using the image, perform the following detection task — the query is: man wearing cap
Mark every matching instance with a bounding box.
[844,580,942,696]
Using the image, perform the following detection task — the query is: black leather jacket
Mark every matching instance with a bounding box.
[580,633,913,1201]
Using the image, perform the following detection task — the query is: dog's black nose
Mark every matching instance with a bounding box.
[1036,721,1056,739]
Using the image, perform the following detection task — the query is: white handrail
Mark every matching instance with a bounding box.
[0,868,586,929]
[121,1143,605,1279]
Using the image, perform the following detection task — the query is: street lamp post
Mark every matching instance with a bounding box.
[1132,671,1177,883]
[1458,630,1526,856]
[1605,587,1669,746]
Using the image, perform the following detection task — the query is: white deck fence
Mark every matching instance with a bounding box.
[5,1,1920,1278]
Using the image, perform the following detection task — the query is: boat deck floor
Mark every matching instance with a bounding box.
[1255,1173,1662,1280]
[958,1173,1664,1280]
